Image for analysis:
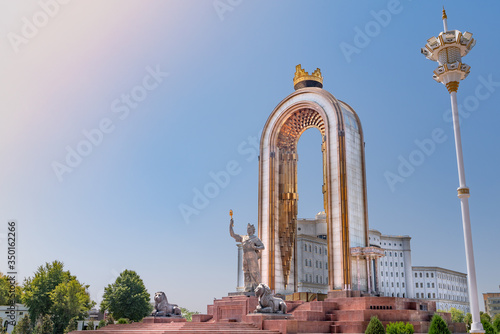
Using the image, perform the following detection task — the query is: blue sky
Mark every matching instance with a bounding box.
[0,1,499,313]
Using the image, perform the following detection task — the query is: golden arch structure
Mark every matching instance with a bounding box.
[258,66,370,294]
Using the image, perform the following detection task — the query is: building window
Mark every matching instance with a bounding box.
[315,246,318,253]
[305,244,307,251]
[426,273,429,278]
[305,259,308,267]
[319,248,322,254]
[316,261,318,268]
[386,271,388,276]
[390,252,392,256]
[390,262,392,267]
[395,262,398,267]
[385,262,388,266]
[400,252,403,257]
[401,262,403,267]
[428,293,431,298]
[415,273,417,278]
[416,293,419,298]
[420,283,423,288]
[325,263,328,270]
[415,283,418,288]
[427,283,430,288]
[382,282,384,287]
[320,262,322,269]
[316,276,318,283]
[391,272,393,277]
[420,273,422,278]
[432,283,435,288]
[392,282,394,287]
[402,273,404,277]
[396,273,399,277]
[309,245,311,252]
[395,253,397,257]
[397,282,399,287]
[433,293,436,298]
[402,283,405,288]
[431,273,434,278]
[381,271,384,276]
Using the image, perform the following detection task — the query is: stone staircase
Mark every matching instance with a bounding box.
[70,322,280,333]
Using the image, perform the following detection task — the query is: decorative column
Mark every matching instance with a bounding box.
[356,256,361,290]
[366,255,371,293]
[236,244,244,292]
[421,8,483,334]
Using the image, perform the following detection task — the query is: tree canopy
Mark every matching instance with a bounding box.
[100,270,152,322]
[22,261,94,334]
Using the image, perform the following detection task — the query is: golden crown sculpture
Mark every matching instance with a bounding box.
[293,64,323,87]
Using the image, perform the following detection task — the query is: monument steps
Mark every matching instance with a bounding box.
[70,321,281,334]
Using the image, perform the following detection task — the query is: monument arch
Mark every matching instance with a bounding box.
[258,65,371,294]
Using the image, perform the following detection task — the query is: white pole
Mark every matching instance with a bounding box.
[449,90,483,333]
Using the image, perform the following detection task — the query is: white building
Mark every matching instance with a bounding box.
[0,304,29,333]
[412,266,469,313]
[369,230,413,298]
[296,212,329,294]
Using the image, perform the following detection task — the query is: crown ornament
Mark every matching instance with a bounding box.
[293,64,323,90]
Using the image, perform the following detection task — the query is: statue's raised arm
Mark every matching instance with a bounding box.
[229,218,242,243]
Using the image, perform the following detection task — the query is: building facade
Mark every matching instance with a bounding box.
[0,304,29,334]
[370,230,413,298]
[412,267,469,314]
[296,212,329,294]
[483,292,500,318]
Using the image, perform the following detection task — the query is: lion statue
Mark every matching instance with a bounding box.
[151,291,182,317]
[253,283,287,314]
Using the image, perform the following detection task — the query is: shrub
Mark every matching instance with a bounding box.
[481,318,495,334]
[366,316,386,334]
[116,318,130,324]
[386,321,414,334]
[97,319,106,329]
[86,321,94,330]
[105,315,115,326]
[428,314,450,334]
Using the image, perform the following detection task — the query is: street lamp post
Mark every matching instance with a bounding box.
[421,8,484,333]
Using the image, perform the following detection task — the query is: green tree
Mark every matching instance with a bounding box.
[33,315,54,334]
[50,279,94,333]
[481,312,492,324]
[366,316,386,334]
[428,314,450,334]
[481,317,495,334]
[180,308,199,322]
[450,308,465,323]
[100,270,151,322]
[11,314,31,334]
[492,315,500,333]
[22,261,73,324]
[386,321,414,334]
[464,313,472,332]
[63,318,78,334]
[0,273,23,304]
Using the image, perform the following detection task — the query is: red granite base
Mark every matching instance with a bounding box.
[142,316,186,323]
[192,292,466,334]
